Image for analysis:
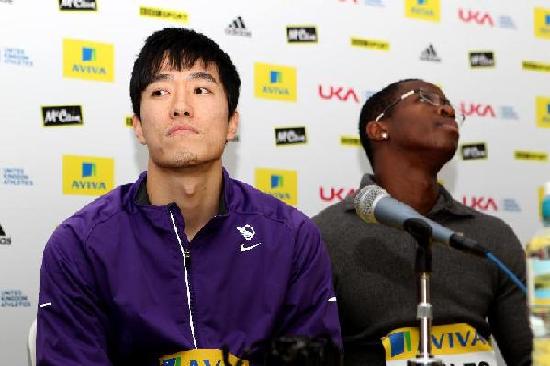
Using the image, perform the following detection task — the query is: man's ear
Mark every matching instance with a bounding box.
[226,110,240,141]
[132,115,147,145]
[366,121,389,141]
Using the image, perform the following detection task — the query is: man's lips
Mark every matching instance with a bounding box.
[167,124,198,136]
[436,117,459,130]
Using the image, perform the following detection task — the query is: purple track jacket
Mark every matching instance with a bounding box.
[37,170,341,365]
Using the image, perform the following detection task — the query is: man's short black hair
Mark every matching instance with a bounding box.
[358,78,423,167]
[130,28,241,119]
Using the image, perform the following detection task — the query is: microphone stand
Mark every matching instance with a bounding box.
[403,218,443,366]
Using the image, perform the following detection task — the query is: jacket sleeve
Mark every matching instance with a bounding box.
[275,218,343,348]
[487,222,532,366]
[37,224,113,366]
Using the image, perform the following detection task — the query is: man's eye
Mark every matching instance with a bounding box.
[194,87,210,95]
[152,89,168,97]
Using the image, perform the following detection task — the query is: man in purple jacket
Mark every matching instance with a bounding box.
[37,28,341,366]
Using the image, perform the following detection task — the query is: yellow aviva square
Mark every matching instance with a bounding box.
[254,168,297,205]
[254,62,297,102]
[536,97,550,128]
[160,349,248,366]
[63,39,114,82]
[62,155,114,196]
[405,0,440,22]
[534,7,550,39]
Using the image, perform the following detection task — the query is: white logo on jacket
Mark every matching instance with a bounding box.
[237,224,255,241]
[237,224,262,252]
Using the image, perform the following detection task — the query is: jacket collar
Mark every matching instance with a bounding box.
[131,169,229,215]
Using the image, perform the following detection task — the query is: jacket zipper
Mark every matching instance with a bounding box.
[169,210,198,349]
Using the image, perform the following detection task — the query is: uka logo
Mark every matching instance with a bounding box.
[459,102,518,120]
[320,187,357,202]
[462,196,521,212]
[318,85,360,103]
[458,8,515,28]
[460,103,496,118]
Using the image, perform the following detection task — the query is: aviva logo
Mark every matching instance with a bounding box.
[254,168,297,205]
[62,155,114,196]
[63,39,114,82]
[534,8,550,39]
[405,0,440,22]
[388,330,412,357]
[254,62,297,102]
[382,323,493,361]
[536,96,550,128]
[160,349,248,366]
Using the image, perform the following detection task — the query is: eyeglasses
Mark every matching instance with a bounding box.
[374,89,466,125]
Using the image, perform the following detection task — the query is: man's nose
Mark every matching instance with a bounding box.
[171,90,192,118]
[438,103,455,117]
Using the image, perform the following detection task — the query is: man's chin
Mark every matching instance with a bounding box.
[441,144,458,164]
[151,153,200,169]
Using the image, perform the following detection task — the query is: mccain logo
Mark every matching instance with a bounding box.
[286,26,318,43]
[42,105,83,126]
[469,51,495,68]
[275,127,307,146]
[59,0,97,10]
[461,143,487,160]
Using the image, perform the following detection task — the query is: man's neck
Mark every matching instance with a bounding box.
[146,159,223,241]
[374,154,440,215]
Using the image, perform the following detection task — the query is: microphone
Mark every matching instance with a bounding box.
[353,184,487,256]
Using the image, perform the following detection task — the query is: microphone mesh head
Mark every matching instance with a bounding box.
[354,185,389,223]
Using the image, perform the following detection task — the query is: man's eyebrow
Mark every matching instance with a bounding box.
[148,71,218,85]
[150,73,174,83]
[186,72,218,83]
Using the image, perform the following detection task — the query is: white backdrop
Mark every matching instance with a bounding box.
[1,0,549,364]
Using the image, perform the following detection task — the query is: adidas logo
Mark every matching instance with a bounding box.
[420,44,441,62]
[225,16,252,37]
